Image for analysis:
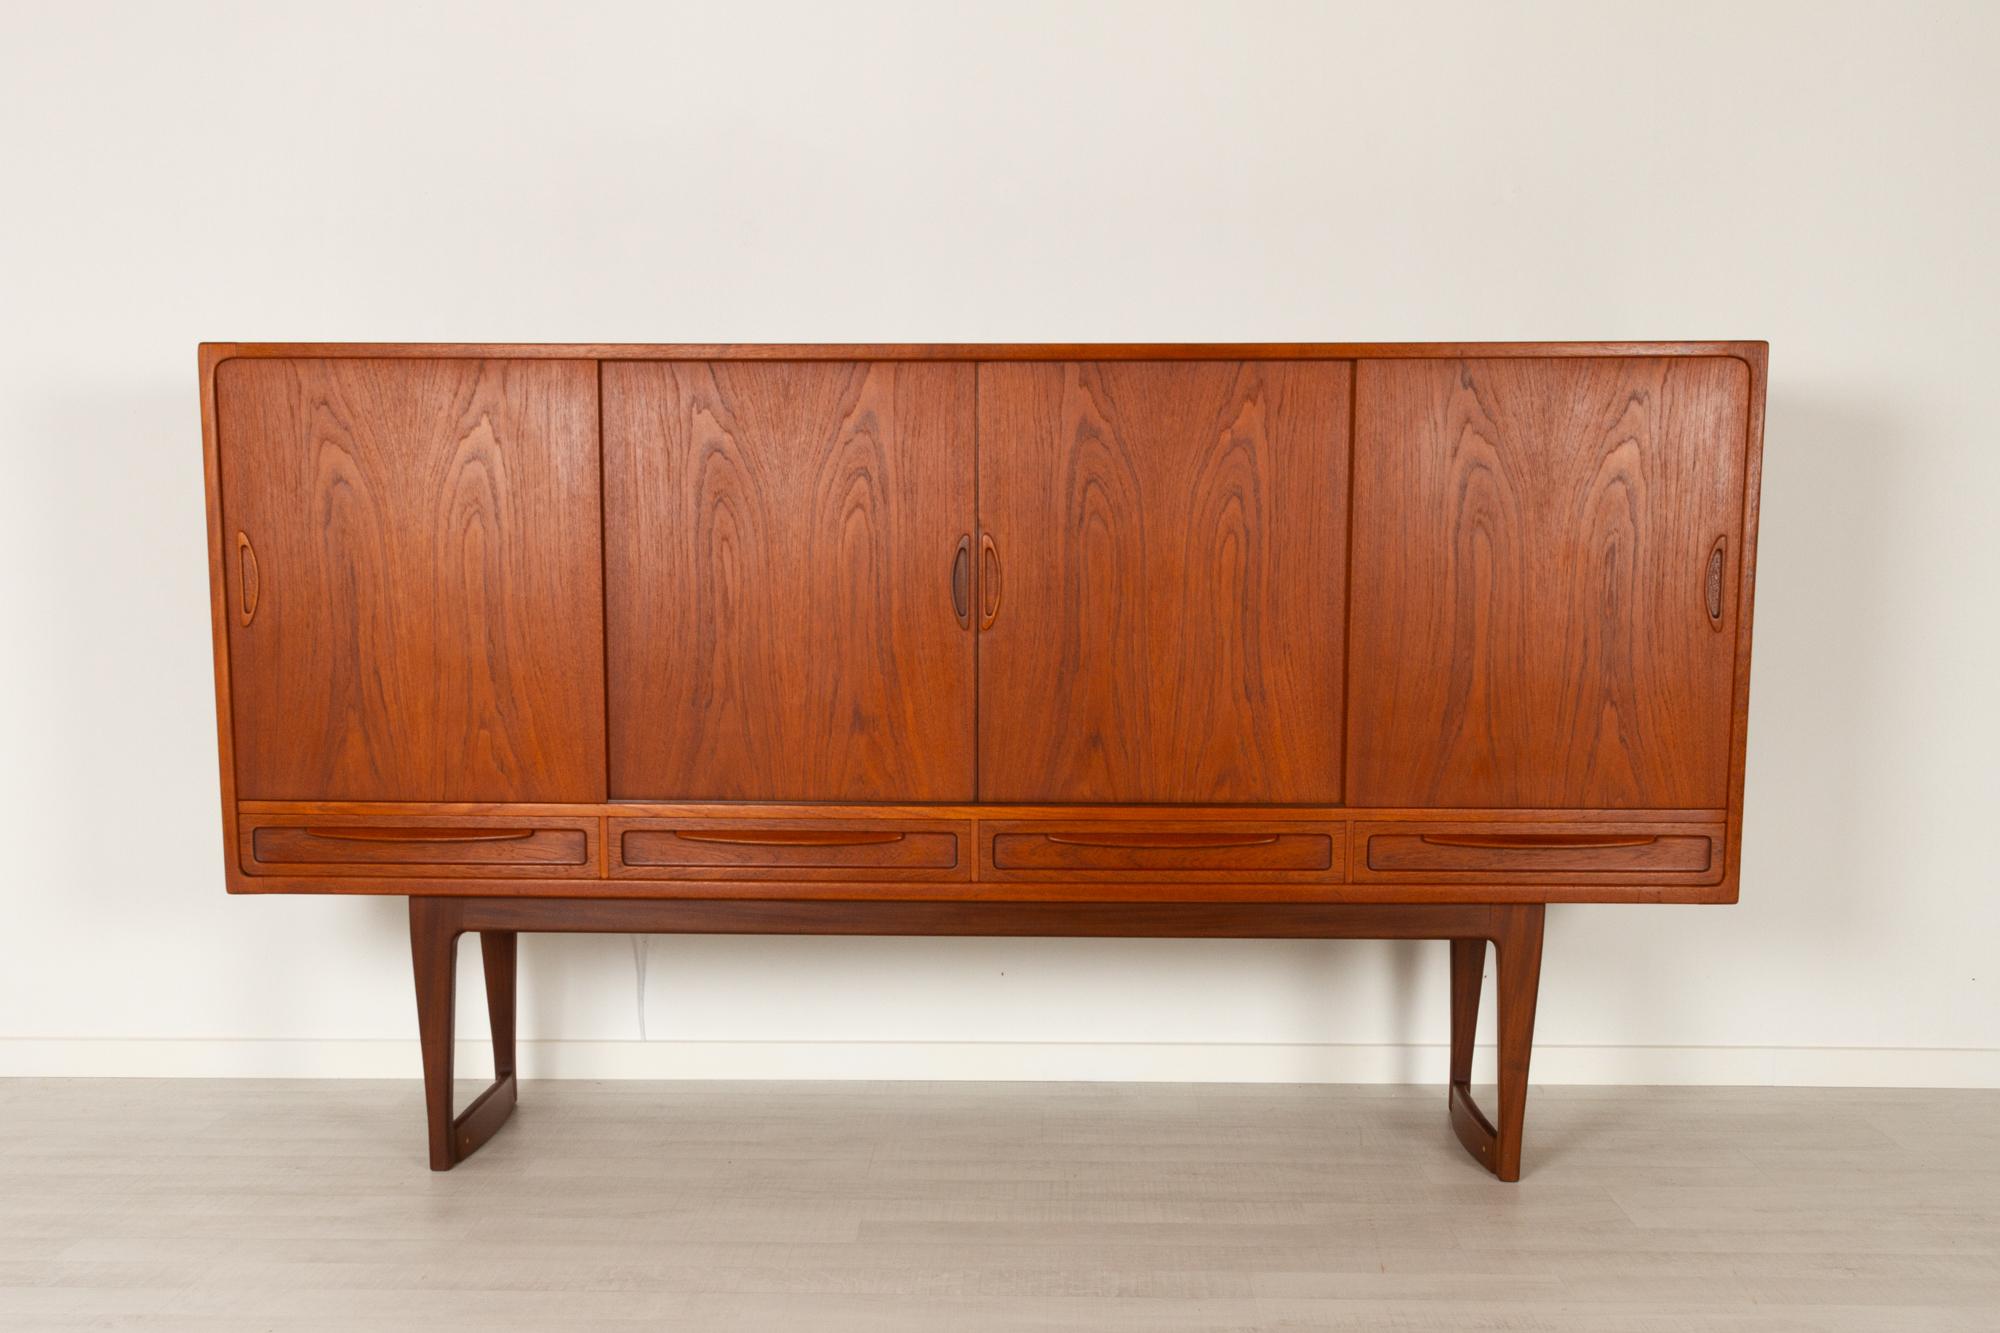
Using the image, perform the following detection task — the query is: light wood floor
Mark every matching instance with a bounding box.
[2,1079,1996,1330]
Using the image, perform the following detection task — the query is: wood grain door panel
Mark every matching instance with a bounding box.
[976,361,1350,803]
[604,362,976,800]
[1346,357,1749,809]
[217,358,605,802]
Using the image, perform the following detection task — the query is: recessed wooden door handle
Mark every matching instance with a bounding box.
[1418,833,1660,850]
[1042,831,1281,850]
[1705,536,1728,629]
[950,534,972,628]
[305,827,537,843]
[236,531,259,626]
[978,532,1002,629]
[673,829,906,847]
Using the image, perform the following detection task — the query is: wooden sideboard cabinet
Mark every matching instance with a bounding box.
[200,342,1767,1179]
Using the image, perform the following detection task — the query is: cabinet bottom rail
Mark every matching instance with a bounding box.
[406,896,1546,1179]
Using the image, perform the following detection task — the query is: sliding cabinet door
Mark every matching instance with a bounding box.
[976,361,1350,803]
[1346,357,1750,809]
[218,357,605,802]
[604,361,975,800]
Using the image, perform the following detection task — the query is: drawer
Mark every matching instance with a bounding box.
[241,815,599,878]
[611,818,973,881]
[980,821,1343,882]
[1352,821,1724,883]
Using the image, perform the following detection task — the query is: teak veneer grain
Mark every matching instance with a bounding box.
[217,357,605,803]
[975,360,1349,803]
[603,360,976,801]
[1347,357,1748,809]
[200,341,1768,1179]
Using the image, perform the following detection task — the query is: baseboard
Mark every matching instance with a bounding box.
[1,1039,1995,1087]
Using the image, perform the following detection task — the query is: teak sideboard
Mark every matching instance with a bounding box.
[199,342,1767,1179]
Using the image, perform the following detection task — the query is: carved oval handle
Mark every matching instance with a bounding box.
[1705,535,1727,630]
[978,532,1002,630]
[236,531,260,626]
[950,534,972,628]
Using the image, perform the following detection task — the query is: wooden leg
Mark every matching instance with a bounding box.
[1447,904,1546,1182]
[481,931,518,1083]
[1448,937,1484,1090]
[409,897,519,1171]
[409,896,460,1170]
[407,897,1544,1176]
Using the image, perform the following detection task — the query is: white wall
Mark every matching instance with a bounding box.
[2,0,1996,1086]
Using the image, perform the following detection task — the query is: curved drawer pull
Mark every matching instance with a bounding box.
[1418,833,1659,851]
[1042,832,1281,850]
[305,827,537,843]
[673,829,906,847]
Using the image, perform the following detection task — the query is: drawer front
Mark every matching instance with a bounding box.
[1352,821,1724,883]
[611,818,973,881]
[241,815,599,877]
[981,821,1343,882]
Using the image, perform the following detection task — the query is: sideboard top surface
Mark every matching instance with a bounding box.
[201,341,1767,366]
